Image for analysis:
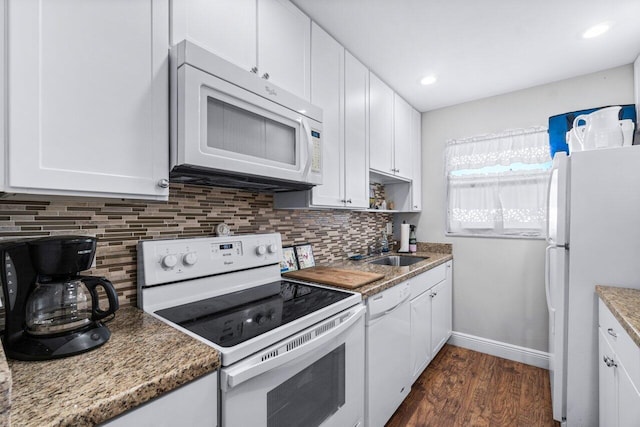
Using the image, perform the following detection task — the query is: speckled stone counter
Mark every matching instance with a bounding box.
[324,243,453,298]
[0,346,10,426]
[7,306,220,427]
[596,285,640,348]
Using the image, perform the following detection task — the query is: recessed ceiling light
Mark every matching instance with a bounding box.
[420,75,437,86]
[582,22,612,39]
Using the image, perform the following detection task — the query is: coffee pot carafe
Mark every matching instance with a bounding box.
[25,275,118,336]
[0,236,119,361]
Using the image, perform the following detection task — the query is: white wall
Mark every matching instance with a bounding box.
[400,64,634,352]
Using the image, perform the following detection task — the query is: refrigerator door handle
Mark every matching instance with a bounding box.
[545,168,555,242]
[545,245,555,313]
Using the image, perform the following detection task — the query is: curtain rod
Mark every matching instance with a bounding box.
[447,126,548,146]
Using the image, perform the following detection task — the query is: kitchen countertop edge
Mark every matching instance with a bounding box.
[7,306,221,427]
[596,285,640,348]
[325,251,453,298]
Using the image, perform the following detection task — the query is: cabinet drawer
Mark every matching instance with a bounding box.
[599,300,640,388]
[410,264,446,299]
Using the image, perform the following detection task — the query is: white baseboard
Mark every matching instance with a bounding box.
[448,331,549,369]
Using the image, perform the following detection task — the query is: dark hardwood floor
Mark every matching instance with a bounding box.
[386,344,561,427]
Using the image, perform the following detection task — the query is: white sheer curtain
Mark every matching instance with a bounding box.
[446,127,551,237]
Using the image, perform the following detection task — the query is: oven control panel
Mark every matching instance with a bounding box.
[138,233,282,287]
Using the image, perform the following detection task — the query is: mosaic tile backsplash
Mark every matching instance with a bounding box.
[0,184,392,307]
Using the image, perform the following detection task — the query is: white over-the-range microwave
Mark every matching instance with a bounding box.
[170,40,323,192]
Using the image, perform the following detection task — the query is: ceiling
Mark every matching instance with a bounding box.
[291,0,640,112]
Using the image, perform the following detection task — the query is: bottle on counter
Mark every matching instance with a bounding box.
[409,226,417,253]
[380,231,389,253]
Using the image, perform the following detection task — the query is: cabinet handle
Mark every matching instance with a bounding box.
[430,291,437,298]
[603,355,617,368]
[340,199,346,203]
[607,328,617,338]
[413,205,418,209]
[346,199,352,204]
[262,72,270,80]
[157,178,170,189]
[250,66,258,74]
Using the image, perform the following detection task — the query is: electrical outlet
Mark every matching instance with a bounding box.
[386,222,393,235]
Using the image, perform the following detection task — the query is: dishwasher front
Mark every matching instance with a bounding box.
[365,282,412,427]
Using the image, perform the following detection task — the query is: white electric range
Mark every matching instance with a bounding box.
[137,233,365,427]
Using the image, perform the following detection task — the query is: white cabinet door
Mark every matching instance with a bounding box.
[344,51,369,209]
[393,94,412,180]
[411,108,422,211]
[276,28,369,210]
[309,23,344,207]
[6,0,169,200]
[430,263,452,358]
[369,72,394,174]
[258,0,311,100]
[410,291,432,383]
[171,0,256,72]
[103,372,217,427]
[599,328,619,427]
[618,363,640,427]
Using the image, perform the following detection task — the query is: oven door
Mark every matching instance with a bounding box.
[175,64,322,186]
[220,305,364,427]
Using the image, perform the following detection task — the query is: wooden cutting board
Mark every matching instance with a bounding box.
[283,266,385,289]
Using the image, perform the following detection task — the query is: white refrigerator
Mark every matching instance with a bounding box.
[546,146,640,426]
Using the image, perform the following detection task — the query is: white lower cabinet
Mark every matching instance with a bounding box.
[598,300,640,427]
[410,288,432,381]
[100,372,218,427]
[409,261,452,383]
[431,263,453,357]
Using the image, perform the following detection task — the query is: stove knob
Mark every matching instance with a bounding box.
[182,252,198,266]
[255,314,267,325]
[161,254,178,269]
[267,244,278,254]
[255,245,267,256]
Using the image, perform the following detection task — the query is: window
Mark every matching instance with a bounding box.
[445,127,552,238]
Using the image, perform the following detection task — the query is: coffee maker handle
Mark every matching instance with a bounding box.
[83,276,120,321]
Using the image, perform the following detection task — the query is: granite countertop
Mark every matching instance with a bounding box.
[0,346,10,426]
[323,242,453,298]
[6,306,220,427]
[596,285,640,348]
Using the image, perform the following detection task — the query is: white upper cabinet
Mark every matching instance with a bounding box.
[171,0,310,100]
[258,0,311,100]
[369,73,395,175]
[274,24,368,210]
[309,22,344,207]
[411,108,422,211]
[369,73,413,181]
[171,0,256,72]
[343,51,369,208]
[393,94,412,180]
[3,0,169,200]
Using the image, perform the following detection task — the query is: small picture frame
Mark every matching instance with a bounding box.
[294,244,315,269]
[280,246,299,273]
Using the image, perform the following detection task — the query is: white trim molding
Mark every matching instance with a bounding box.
[448,331,549,370]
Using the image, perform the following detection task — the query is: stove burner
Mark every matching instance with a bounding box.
[155,280,351,347]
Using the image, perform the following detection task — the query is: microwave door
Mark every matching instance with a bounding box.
[177,65,321,185]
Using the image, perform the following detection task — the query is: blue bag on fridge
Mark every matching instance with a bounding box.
[548,104,636,157]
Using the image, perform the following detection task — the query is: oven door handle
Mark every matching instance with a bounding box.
[221,304,364,391]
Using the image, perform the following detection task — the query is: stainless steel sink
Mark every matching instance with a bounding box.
[368,255,428,266]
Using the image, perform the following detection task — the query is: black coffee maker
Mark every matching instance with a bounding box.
[0,236,119,360]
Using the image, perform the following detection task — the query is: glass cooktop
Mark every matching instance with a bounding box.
[155,280,352,347]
